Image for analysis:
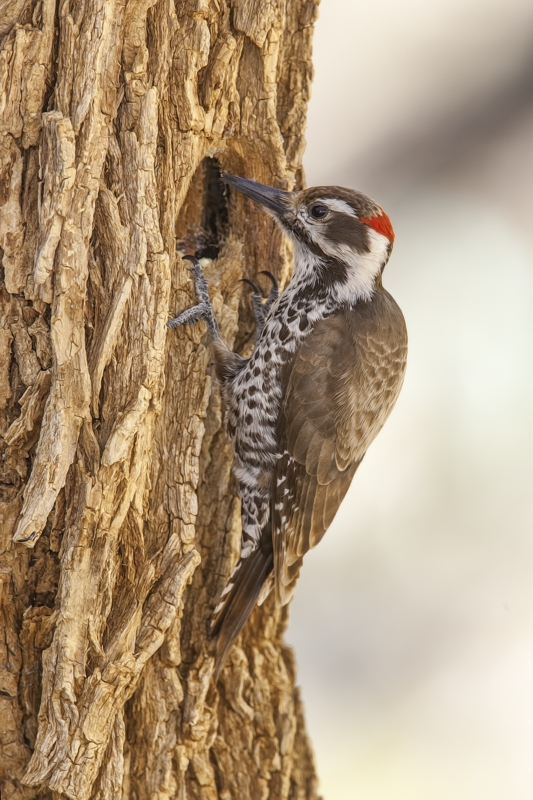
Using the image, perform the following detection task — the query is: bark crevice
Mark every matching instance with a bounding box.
[0,0,322,797]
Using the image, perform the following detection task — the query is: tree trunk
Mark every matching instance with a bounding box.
[0,1,321,798]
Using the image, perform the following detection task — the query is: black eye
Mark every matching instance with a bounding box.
[309,203,329,219]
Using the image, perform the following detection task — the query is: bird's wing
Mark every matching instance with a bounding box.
[272,297,407,604]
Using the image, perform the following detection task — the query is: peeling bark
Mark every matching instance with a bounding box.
[0,0,321,797]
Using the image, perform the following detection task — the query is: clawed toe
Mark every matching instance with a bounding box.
[260,270,279,315]
[167,255,220,340]
[241,278,266,334]
[182,255,211,305]
[259,270,278,292]
[240,271,279,342]
[240,278,262,295]
[168,303,207,329]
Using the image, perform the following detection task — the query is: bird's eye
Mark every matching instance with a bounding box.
[309,203,329,219]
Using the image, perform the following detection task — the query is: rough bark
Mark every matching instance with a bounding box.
[0,0,321,798]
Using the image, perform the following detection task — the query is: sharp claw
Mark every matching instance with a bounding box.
[168,257,220,339]
[240,278,262,295]
[259,270,278,290]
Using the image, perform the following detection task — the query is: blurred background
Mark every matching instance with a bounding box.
[287,1,533,797]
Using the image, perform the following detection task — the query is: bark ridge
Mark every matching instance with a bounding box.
[0,0,321,797]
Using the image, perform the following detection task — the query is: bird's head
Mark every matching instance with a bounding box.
[222,173,394,301]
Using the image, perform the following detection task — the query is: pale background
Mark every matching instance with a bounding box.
[287,1,533,797]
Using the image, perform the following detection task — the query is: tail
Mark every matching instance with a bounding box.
[211,537,273,679]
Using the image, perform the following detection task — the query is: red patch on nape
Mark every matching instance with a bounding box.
[360,210,395,242]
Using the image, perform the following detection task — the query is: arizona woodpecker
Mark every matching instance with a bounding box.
[168,174,408,675]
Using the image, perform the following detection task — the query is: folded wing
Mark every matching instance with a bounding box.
[273,294,407,604]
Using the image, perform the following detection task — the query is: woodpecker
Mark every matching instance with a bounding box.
[169,174,407,676]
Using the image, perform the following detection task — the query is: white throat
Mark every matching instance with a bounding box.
[291,228,390,303]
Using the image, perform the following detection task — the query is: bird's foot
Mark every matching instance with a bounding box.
[260,271,279,316]
[241,271,279,342]
[241,278,266,334]
[168,256,220,341]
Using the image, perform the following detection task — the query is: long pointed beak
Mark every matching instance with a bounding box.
[221,173,291,218]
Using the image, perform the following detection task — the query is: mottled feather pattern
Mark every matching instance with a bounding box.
[213,277,406,653]
[211,270,340,639]
[171,177,408,675]
[272,294,407,604]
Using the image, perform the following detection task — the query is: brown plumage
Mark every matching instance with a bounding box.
[273,290,407,603]
[168,174,408,677]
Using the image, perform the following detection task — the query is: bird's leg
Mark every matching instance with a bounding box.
[169,256,243,382]
[168,256,220,341]
[241,278,265,343]
[241,271,279,343]
[260,271,279,317]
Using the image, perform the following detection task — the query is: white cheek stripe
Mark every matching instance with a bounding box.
[321,198,358,216]
[290,233,387,302]
[320,227,390,302]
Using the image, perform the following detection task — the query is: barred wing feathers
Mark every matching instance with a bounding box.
[273,291,407,605]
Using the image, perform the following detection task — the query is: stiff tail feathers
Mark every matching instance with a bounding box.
[211,543,273,679]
